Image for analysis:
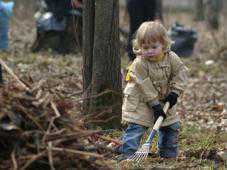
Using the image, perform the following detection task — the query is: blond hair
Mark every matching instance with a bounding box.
[133,21,173,54]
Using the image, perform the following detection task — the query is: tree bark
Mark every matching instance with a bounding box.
[83,0,122,128]
[82,0,95,113]
[91,0,122,128]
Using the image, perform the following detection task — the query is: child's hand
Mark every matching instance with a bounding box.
[151,104,166,123]
[164,92,179,109]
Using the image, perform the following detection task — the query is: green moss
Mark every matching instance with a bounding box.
[56,57,74,68]
[179,123,220,158]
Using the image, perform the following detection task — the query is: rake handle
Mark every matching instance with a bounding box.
[145,102,170,144]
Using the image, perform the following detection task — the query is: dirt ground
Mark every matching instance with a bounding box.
[1,1,227,169]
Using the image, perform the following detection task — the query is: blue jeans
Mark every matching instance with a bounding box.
[158,122,180,158]
[118,122,180,158]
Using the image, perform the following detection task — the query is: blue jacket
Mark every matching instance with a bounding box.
[0,0,14,17]
[0,1,14,50]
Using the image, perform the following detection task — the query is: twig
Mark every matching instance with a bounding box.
[87,115,119,124]
[67,90,83,97]
[31,79,46,92]
[51,147,103,158]
[35,89,43,100]
[32,92,51,107]
[11,149,18,170]
[42,102,62,143]
[44,130,100,143]
[41,129,65,142]
[16,105,45,131]
[47,142,55,170]
[78,89,119,103]
[98,135,122,145]
[43,94,53,108]
[50,101,61,118]
[21,151,47,170]
[85,108,111,120]
[0,58,30,91]
[42,119,55,143]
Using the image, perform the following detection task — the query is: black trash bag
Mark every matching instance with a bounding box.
[170,22,198,57]
[31,0,83,54]
[36,12,66,33]
[36,0,77,32]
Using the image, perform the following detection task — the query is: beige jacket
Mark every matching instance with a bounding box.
[122,51,188,127]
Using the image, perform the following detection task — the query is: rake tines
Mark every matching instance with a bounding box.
[125,102,170,163]
[126,143,150,163]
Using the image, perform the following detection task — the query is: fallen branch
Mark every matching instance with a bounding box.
[21,151,47,170]
[11,150,18,170]
[47,142,55,170]
[50,101,61,118]
[0,58,30,92]
[98,135,122,146]
[51,147,104,158]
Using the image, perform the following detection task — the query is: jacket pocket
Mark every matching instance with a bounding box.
[122,94,139,112]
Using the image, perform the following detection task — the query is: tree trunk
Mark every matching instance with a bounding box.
[206,0,222,30]
[195,0,205,21]
[82,0,95,113]
[83,0,122,128]
[91,0,122,128]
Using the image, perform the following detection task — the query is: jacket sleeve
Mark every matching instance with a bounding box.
[126,58,159,102]
[169,52,188,96]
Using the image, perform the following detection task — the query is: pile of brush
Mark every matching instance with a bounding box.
[0,59,115,170]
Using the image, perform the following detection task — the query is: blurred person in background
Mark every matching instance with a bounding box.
[0,0,14,51]
[126,0,162,61]
[0,0,14,84]
[31,0,82,54]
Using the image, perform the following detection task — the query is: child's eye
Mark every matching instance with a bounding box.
[142,45,149,49]
[150,45,158,49]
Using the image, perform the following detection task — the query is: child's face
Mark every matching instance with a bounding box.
[140,41,163,58]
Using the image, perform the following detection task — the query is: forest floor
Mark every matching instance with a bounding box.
[0,3,227,170]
